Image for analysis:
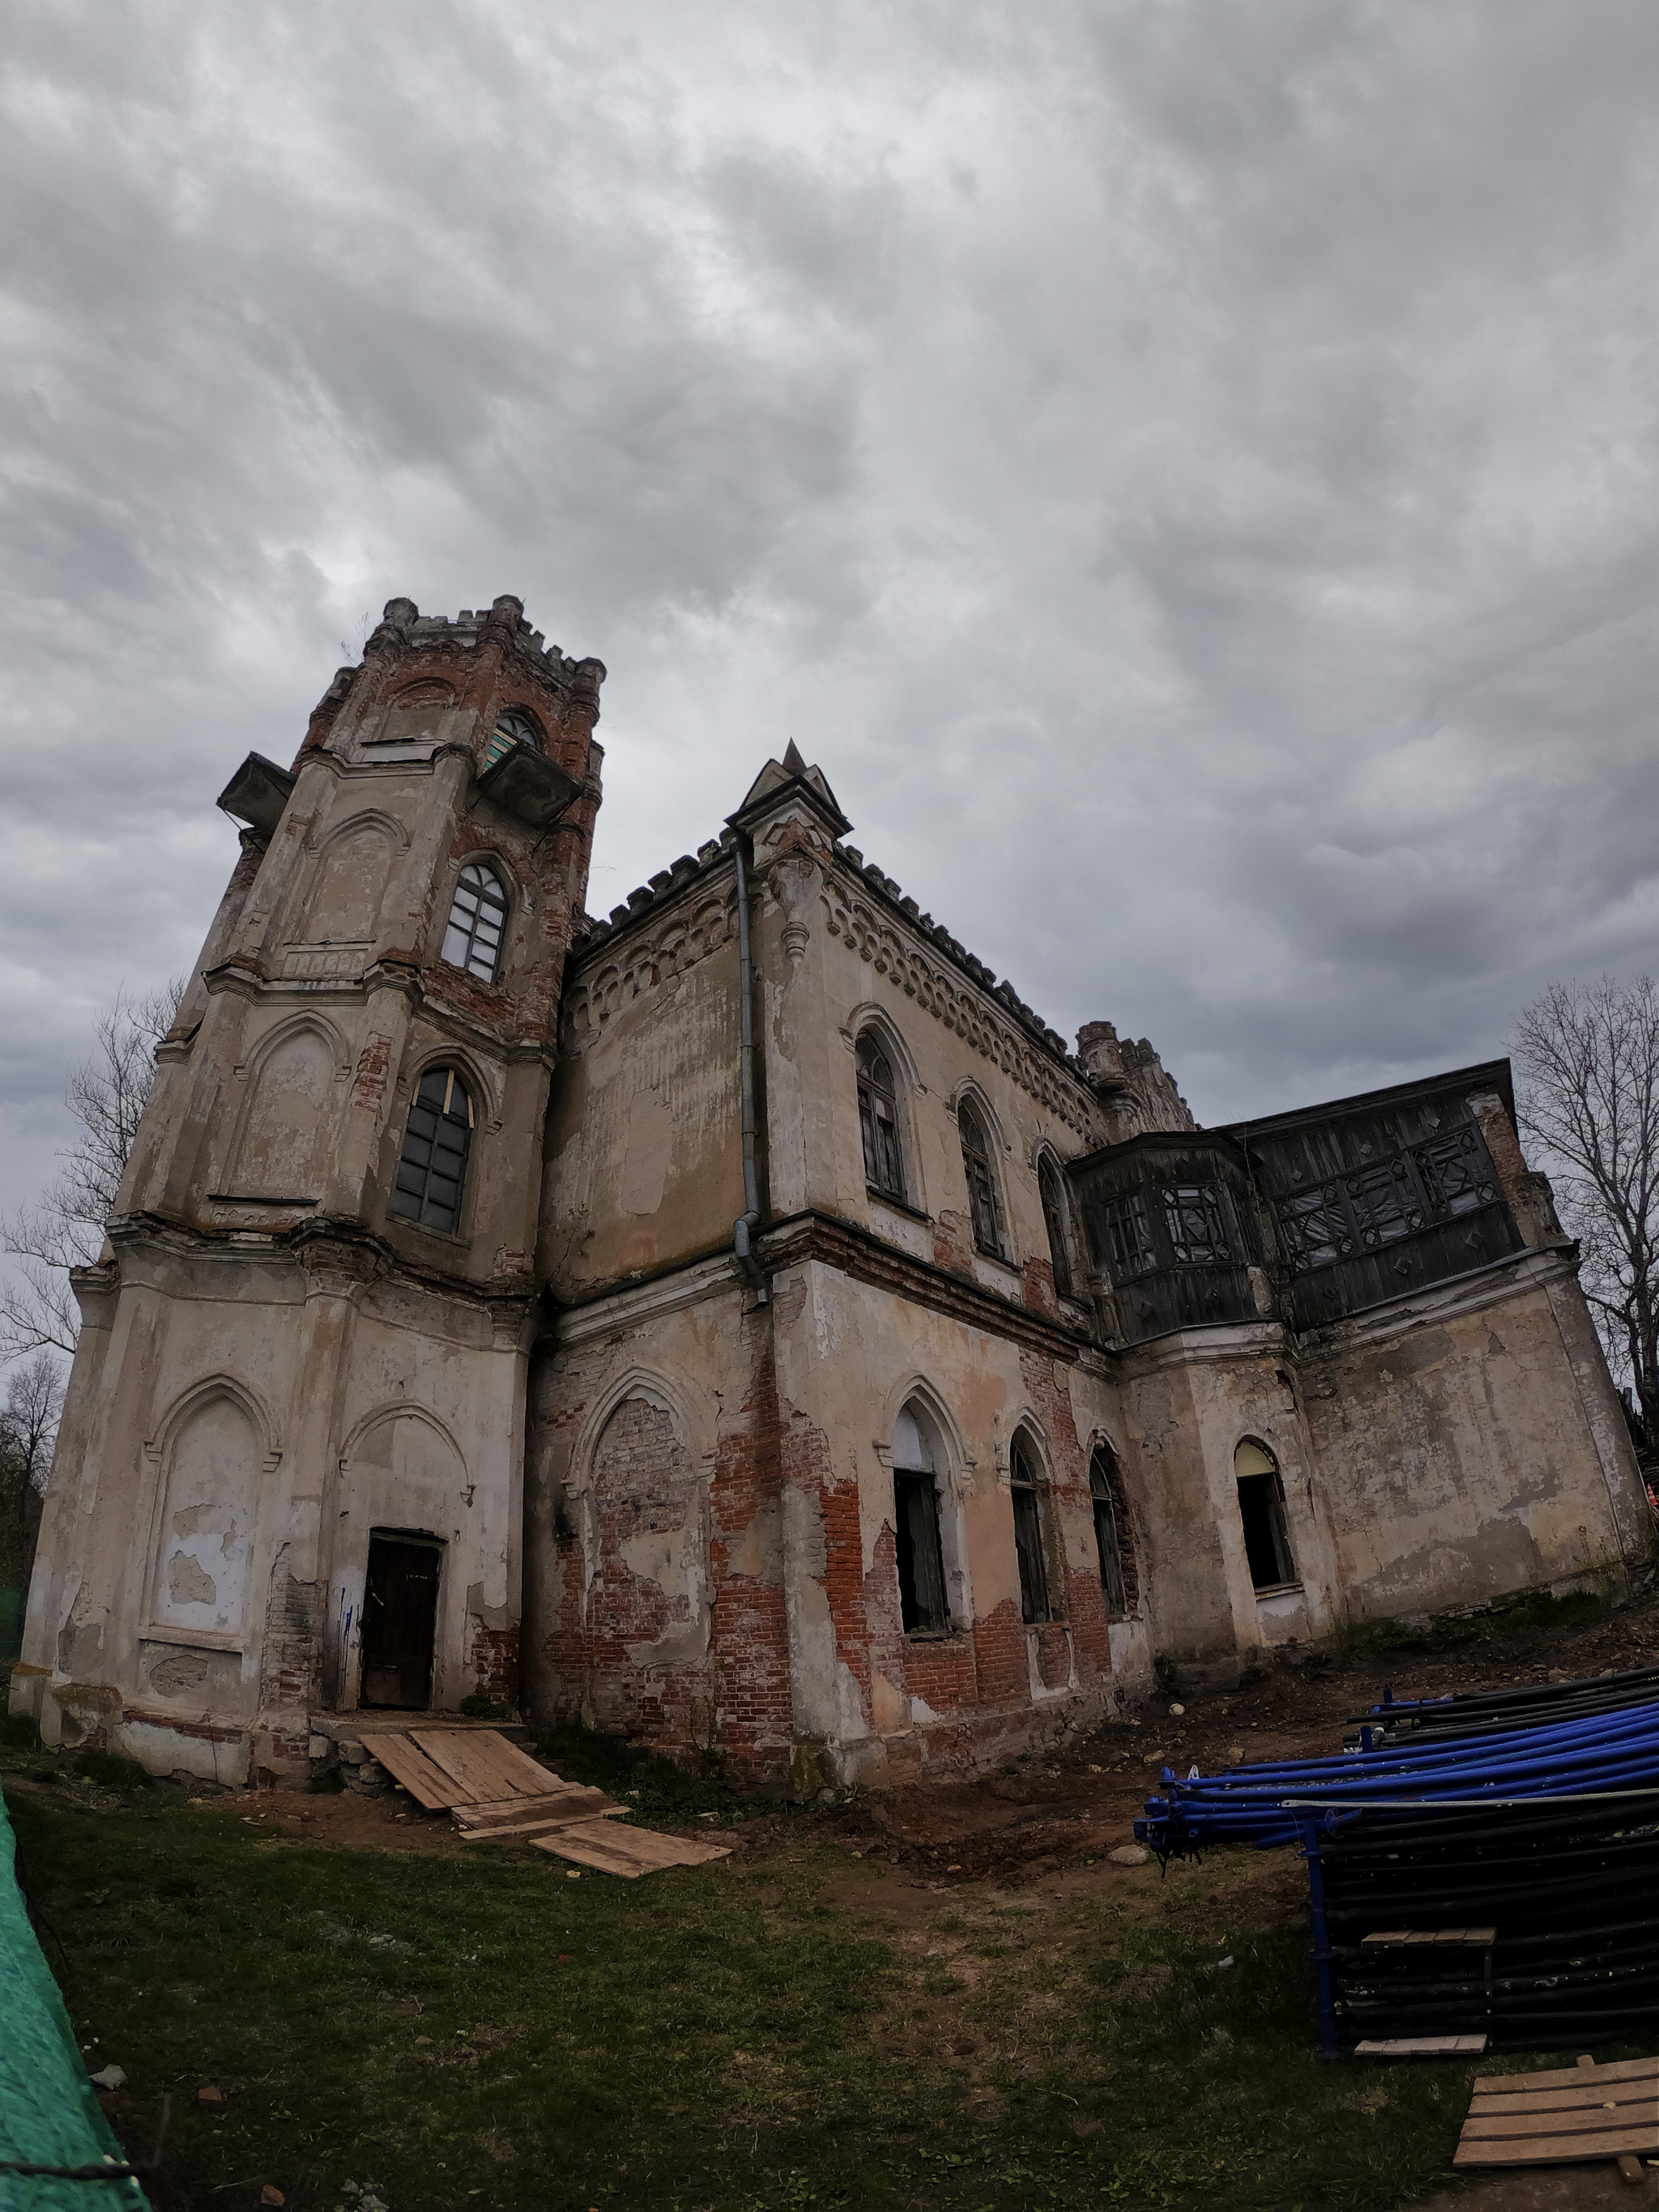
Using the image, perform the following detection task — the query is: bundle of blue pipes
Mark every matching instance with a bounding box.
[1135,1683,1659,1859]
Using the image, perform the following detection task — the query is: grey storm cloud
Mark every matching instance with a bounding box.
[5,0,1659,1233]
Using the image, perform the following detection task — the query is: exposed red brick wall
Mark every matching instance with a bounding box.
[1018,1349,1114,1685]
[470,1621,520,1706]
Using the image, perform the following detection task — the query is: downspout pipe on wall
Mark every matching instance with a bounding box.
[732,834,770,1305]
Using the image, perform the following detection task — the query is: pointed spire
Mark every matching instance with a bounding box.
[783,738,808,774]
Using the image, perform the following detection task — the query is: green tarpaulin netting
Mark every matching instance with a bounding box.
[0,1784,150,2211]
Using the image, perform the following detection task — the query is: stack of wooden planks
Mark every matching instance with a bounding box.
[1454,2052,1659,2182]
[357,1728,731,1880]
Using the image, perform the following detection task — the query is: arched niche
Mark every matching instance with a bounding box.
[307,814,403,944]
[148,1388,262,1643]
[230,1021,335,1199]
[585,1387,707,1656]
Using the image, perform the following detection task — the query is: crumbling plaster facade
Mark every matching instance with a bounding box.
[11,599,1651,1790]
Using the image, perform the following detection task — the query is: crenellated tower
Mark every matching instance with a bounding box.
[13,596,604,1783]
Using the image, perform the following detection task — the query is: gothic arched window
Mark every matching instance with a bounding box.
[1235,1438,1298,1591]
[958,1098,1003,1257]
[1038,1156,1073,1298]
[892,1401,949,1634]
[1009,1430,1052,1623]
[483,708,540,771]
[390,1066,474,1233]
[441,862,509,982]
[856,1034,906,1201]
[1090,1444,1129,1617]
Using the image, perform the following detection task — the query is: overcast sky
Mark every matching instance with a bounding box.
[5,1,1659,1251]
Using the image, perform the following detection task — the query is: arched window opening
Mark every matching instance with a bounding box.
[483,707,540,771]
[390,1066,474,1233]
[1235,1438,1297,1591]
[441,862,509,982]
[958,1099,1003,1257]
[856,1034,905,1200]
[893,1402,949,1634]
[1009,1431,1051,1623]
[1090,1445,1128,1617]
[1039,1157,1074,1298]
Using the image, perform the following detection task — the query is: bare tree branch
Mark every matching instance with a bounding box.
[1514,974,1659,1434]
[0,979,184,1368]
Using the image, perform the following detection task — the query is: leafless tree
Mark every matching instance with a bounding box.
[0,979,185,1364]
[0,1351,62,1589]
[1513,975,1659,1434]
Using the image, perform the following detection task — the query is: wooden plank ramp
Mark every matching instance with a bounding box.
[1456,2052,1659,2179]
[356,1728,728,1877]
[357,1734,473,1810]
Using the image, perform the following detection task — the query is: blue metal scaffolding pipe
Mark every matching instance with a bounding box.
[1136,1694,1659,1853]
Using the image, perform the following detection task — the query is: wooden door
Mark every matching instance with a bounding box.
[360,1536,441,1708]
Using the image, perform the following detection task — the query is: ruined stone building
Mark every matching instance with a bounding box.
[11,598,1651,1788]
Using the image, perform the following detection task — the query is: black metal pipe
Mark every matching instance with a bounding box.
[732,835,768,1306]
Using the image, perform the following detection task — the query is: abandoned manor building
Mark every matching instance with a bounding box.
[11,596,1650,1789]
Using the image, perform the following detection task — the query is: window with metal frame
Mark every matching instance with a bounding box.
[1235,1438,1297,1590]
[389,1066,474,1233]
[1413,1127,1499,1217]
[893,1404,949,1634]
[958,1098,1003,1256]
[441,861,509,982]
[483,707,540,771]
[1090,1445,1128,1616]
[1009,1431,1051,1623]
[1096,1190,1156,1279]
[856,1034,906,1200]
[1038,1157,1073,1297]
[1163,1183,1230,1264]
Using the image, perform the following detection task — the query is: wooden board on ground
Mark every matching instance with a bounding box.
[357,1734,472,1810]
[454,1788,625,1840]
[410,1728,559,1803]
[1357,2035,1487,2058]
[533,1820,733,1879]
[1456,2053,1659,2170]
[1362,1928,1497,1948]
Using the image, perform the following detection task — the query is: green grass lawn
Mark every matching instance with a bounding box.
[2,1739,1523,2212]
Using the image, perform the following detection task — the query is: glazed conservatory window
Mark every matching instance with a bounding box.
[856,1034,906,1200]
[390,1066,474,1233]
[441,863,509,982]
[1009,1431,1052,1624]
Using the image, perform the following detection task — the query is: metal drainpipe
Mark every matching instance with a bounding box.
[732,835,769,1304]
